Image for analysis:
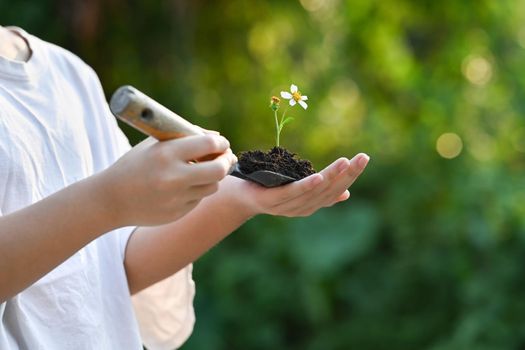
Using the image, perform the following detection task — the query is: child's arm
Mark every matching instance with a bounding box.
[0,134,235,303]
[124,153,369,294]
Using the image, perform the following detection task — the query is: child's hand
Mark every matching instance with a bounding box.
[223,153,369,218]
[99,135,237,226]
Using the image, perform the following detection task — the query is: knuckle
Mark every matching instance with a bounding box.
[205,135,228,152]
[346,169,359,180]
[155,172,183,192]
[203,136,220,151]
[348,163,363,178]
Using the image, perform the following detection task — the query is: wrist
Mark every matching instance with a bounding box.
[219,177,260,219]
[87,170,126,230]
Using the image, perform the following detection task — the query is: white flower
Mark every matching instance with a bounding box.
[280,84,308,109]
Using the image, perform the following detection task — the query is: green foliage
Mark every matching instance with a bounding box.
[4,0,525,348]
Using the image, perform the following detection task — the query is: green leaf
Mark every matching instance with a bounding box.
[279,116,295,132]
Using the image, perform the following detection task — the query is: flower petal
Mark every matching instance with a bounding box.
[289,99,297,106]
[281,91,292,99]
[290,84,298,93]
[301,95,308,101]
[298,100,308,109]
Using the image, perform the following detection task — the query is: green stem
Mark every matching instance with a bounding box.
[274,109,280,147]
[276,105,289,148]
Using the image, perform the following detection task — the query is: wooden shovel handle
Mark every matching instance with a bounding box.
[109,85,217,161]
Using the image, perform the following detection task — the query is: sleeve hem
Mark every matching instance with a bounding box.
[132,265,196,350]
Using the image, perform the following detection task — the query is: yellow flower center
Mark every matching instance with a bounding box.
[292,91,302,102]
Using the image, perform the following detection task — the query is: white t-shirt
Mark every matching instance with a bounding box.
[0,28,195,350]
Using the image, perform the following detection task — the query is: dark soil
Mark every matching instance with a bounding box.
[237,147,316,180]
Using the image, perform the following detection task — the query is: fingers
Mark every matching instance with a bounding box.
[319,157,351,181]
[265,153,369,216]
[271,157,351,209]
[336,190,350,203]
[166,134,231,162]
[185,151,238,185]
[259,155,365,211]
[264,173,324,206]
[132,134,236,191]
[321,153,368,194]
[308,153,368,204]
[321,190,350,209]
[342,153,369,188]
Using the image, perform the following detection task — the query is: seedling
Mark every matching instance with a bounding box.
[270,83,308,147]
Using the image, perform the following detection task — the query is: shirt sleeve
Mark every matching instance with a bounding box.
[116,226,136,260]
[132,265,196,350]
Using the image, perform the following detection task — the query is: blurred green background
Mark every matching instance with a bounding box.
[4,0,525,349]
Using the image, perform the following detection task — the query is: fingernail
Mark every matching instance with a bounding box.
[359,154,370,168]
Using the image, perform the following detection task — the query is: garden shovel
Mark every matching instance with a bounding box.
[109,85,296,187]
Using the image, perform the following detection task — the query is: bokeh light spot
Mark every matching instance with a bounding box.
[462,55,493,86]
[436,132,463,159]
[248,23,278,59]
[329,79,360,110]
